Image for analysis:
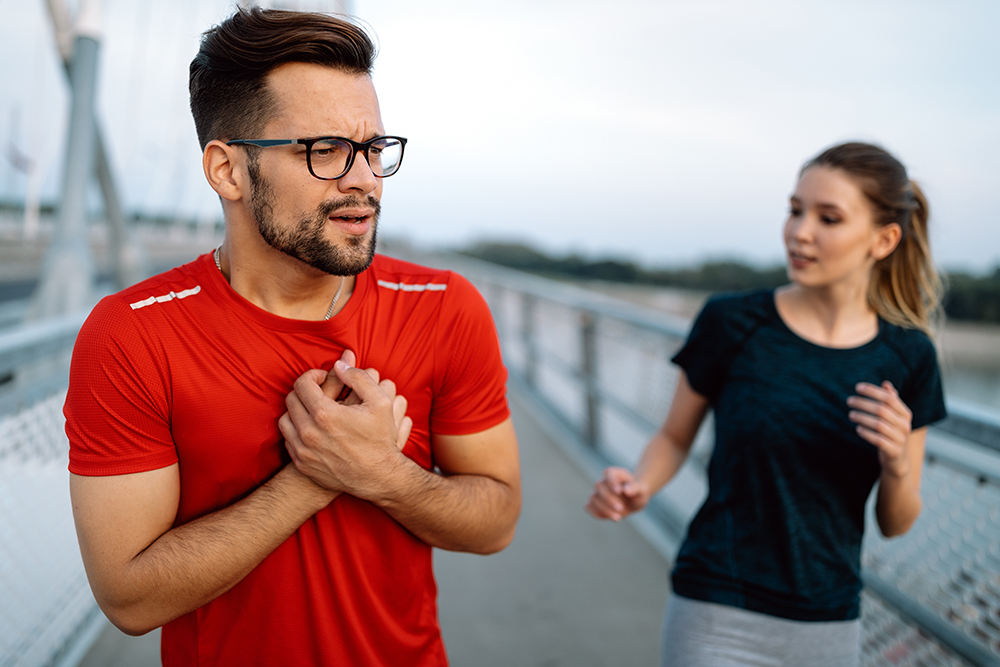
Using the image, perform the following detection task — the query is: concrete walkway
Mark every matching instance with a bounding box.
[78,389,671,666]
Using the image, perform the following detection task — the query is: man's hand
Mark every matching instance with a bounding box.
[279,353,413,499]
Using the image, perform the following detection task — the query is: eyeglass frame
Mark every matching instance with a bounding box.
[225,135,408,181]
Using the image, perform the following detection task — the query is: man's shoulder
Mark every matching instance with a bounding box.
[84,254,214,335]
[368,254,476,297]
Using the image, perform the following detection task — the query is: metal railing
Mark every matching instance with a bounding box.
[0,312,106,667]
[2,253,999,667]
[436,253,1000,667]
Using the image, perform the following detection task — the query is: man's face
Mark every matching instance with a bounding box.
[247,63,386,276]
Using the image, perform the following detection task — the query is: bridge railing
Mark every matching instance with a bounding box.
[0,312,107,667]
[2,253,999,667]
[437,252,1000,667]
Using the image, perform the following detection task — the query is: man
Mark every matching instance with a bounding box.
[64,8,520,666]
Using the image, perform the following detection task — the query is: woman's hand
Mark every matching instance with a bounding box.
[847,381,913,478]
[585,467,651,521]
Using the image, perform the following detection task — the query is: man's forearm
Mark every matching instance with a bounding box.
[373,460,520,554]
[83,466,336,635]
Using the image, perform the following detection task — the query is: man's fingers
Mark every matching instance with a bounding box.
[333,359,387,405]
[321,369,346,400]
[278,411,297,444]
[379,378,397,400]
[396,416,413,450]
[294,369,340,413]
[392,394,408,429]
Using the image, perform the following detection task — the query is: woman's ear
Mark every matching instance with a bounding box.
[872,223,903,261]
[203,140,245,202]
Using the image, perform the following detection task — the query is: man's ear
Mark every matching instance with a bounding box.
[872,222,902,261]
[203,140,246,202]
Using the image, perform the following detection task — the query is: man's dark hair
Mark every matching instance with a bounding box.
[189,7,376,150]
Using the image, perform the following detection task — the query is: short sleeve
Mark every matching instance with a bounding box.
[430,273,510,435]
[64,296,178,475]
[671,292,768,402]
[898,332,947,430]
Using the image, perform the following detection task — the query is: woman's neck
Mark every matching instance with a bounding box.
[774,281,879,348]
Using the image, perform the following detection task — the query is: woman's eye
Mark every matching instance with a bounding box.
[789,207,802,217]
[821,215,841,225]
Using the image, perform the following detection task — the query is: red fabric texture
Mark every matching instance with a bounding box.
[65,252,510,667]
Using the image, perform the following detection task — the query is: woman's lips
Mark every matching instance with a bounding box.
[788,251,815,269]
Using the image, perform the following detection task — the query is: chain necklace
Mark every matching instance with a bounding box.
[214,246,346,320]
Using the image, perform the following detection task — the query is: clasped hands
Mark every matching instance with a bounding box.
[278,350,413,501]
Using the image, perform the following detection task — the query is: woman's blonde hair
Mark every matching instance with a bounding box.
[802,142,943,335]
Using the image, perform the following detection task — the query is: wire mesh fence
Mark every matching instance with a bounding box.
[0,389,102,667]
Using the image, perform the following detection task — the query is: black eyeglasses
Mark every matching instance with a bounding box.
[226,135,407,180]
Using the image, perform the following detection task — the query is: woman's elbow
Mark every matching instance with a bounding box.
[877,499,922,538]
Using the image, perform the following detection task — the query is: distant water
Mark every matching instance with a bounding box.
[941,366,1000,412]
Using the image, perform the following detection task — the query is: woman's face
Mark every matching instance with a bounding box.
[783,165,899,290]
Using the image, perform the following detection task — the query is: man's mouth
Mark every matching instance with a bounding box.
[329,210,374,224]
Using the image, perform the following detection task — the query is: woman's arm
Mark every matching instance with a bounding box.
[586,372,710,521]
[848,381,925,537]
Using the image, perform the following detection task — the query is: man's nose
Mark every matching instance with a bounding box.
[338,149,378,194]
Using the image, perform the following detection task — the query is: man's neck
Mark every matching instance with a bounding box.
[216,238,359,321]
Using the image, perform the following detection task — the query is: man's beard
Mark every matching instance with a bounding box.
[248,155,379,276]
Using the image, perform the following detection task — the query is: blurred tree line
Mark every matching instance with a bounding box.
[459,242,1000,324]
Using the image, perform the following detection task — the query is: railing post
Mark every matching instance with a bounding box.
[521,294,537,387]
[486,282,506,350]
[580,311,600,449]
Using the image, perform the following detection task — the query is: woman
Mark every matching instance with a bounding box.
[586,142,947,667]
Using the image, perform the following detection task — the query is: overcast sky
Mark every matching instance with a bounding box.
[1,0,998,271]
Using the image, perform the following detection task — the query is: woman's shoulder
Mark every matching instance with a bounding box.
[680,288,777,356]
[698,288,775,328]
[879,320,938,369]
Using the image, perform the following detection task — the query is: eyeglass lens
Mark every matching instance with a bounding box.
[309,138,404,179]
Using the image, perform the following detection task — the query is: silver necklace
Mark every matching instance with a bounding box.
[214,246,346,320]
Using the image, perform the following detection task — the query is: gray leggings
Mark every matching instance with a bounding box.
[660,594,860,667]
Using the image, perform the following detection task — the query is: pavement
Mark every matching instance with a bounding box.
[77,388,671,667]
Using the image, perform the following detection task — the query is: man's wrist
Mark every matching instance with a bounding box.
[275,464,339,509]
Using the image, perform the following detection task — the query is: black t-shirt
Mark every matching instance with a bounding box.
[670,289,947,621]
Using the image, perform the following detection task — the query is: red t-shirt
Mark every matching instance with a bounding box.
[65,252,510,667]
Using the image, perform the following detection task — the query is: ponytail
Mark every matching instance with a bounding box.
[803,142,943,335]
[868,181,943,335]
